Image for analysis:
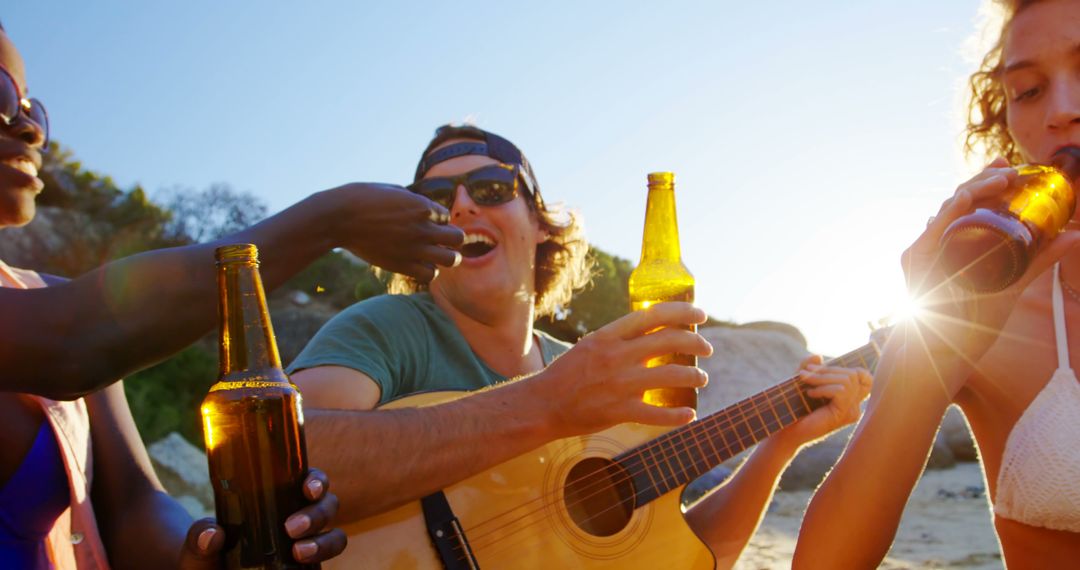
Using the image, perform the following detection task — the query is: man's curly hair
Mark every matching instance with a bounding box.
[964,0,1040,163]
[383,125,593,318]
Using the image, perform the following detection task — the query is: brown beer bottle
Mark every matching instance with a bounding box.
[629,172,697,410]
[940,147,1080,292]
[202,244,316,570]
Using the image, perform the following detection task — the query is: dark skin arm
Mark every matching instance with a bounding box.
[1,183,462,400]
[86,383,199,567]
[87,382,346,569]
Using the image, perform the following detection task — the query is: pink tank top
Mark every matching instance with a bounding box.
[0,258,111,568]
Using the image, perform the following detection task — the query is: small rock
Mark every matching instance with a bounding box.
[148,432,213,511]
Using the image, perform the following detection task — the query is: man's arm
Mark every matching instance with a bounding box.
[2,184,461,400]
[792,332,967,568]
[296,303,714,523]
[684,359,871,569]
[301,370,562,522]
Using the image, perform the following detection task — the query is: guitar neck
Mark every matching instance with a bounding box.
[615,340,882,506]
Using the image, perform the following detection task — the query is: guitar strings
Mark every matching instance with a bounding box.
[439,344,878,562]
[442,343,881,561]
[463,343,874,535]
[450,374,820,558]
[452,379,808,562]
[447,344,877,559]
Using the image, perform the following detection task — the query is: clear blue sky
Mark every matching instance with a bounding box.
[6,1,989,355]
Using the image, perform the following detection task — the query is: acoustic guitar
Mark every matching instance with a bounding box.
[332,334,886,569]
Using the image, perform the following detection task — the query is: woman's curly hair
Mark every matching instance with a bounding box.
[964,0,1040,163]
[383,125,593,319]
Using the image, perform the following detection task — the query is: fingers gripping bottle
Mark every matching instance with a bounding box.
[202,244,317,570]
[940,147,1080,292]
[629,172,698,410]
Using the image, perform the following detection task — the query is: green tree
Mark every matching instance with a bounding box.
[536,247,634,342]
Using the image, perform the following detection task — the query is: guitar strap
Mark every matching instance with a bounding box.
[421,491,480,569]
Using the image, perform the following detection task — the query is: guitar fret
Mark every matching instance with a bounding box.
[776,381,798,424]
[665,435,690,483]
[792,380,812,413]
[636,450,661,501]
[718,415,741,456]
[752,397,773,436]
[746,404,766,438]
[762,387,782,431]
[663,437,683,490]
[734,408,753,448]
[856,350,869,370]
[701,417,723,465]
[652,442,669,492]
[767,387,789,429]
[687,428,711,477]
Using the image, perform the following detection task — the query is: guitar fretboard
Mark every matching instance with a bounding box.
[615,340,881,507]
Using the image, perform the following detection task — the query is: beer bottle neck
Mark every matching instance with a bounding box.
[217,257,283,379]
[639,182,682,263]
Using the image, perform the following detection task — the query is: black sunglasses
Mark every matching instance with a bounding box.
[408,164,523,210]
[0,66,48,147]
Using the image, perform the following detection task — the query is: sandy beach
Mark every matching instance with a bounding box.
[737,463,1003,569]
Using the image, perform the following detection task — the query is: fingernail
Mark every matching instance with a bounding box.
[197,528,216,552]
[285,514,311,537]
[807,363,822,370]
[306,478,324,498]
[295,541,318,561]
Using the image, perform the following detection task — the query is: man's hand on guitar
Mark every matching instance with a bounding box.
[533,301,713,439]
[773,355,872,449]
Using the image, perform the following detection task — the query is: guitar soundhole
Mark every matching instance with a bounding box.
[563,457,635,537]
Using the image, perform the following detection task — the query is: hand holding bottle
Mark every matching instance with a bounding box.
[178,469,347,569]
[532,302,713,439]
[903,157,1080,362]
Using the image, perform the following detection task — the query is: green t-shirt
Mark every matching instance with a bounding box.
[286,292,571,405]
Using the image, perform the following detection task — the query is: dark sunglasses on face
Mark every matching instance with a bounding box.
[408,163,523,210]
[0,66,48,147]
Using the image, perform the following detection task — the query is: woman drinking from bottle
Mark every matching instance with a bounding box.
[796,1,1080,567]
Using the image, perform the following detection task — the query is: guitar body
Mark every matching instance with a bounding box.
[332,391,716,570]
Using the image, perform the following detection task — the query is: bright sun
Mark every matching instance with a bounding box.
[891,294,925,324]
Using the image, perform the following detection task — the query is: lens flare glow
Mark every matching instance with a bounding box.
[892,294,925,324]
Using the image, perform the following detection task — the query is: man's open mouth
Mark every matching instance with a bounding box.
[462,233,497,258]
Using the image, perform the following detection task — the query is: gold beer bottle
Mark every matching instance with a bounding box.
[202,244,316,570]
[940,147,1080,292]
[629,172,697,410]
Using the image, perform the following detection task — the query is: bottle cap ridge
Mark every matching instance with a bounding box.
[215,244,259,265]
[647,172,675,186]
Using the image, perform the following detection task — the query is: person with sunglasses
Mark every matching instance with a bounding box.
[0,22,470,569]
[288,124,872,568]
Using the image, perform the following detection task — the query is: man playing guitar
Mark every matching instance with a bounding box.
[289,125,872,568]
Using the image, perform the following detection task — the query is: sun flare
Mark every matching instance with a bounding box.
[891,294,925,324]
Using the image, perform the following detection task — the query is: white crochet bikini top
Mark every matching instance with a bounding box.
[994,263,1080,532]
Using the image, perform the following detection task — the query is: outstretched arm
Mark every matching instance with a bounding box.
[2,184,462,399]
[793,333,960,568]
[685,358,871,569]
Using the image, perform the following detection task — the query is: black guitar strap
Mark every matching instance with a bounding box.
[420,491,480,569]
